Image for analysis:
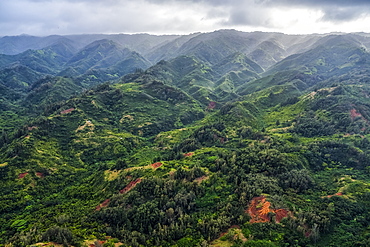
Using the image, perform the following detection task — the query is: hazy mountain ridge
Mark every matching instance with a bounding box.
[2,30,369,66]
[0,33,181,56]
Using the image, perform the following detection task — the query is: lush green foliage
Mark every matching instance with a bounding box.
[2,31,370,247]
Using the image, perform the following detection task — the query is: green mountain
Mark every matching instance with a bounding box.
[3,30,370,247]
[123,52,264,104]
[0,64,44,90]
[213,52,264,76]
[0,35,58,55]
[125,56,217,104]
[0,42,75,77]
[0,39,154,132]
[211,52,262,101]
[0,38,151,87]
[0,30,325,68]
[23,76,83,113]
[266,35,370,78]
[66,39,151,74]
[0,34,180,56]
[0,83,26,132]
[247,40,286,69]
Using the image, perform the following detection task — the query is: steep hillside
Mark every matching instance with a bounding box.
[0,39,151,87]
[213,52,263,76]
[123,56,217,104]
[123,53,263,104]
[237,70,316,97]
[0,39,154,132]
[213,52,263,101]
[266,35,370,78]
[145,32,201,63]
[247,40,286,69]
[0,64,44,90]
[2,30,370,247]
[23,76,83,113]
[66,39,151,74]
[0,83,26,132]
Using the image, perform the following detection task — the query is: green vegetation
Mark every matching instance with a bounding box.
[2,31,370,246]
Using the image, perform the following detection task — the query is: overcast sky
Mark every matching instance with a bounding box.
[1,0,370,36]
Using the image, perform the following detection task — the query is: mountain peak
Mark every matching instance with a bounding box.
[84,39,123,50]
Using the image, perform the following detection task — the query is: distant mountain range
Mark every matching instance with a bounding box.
[3,30,370,65]
[0,30,368,105]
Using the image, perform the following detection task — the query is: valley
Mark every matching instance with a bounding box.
[1,30,370,247]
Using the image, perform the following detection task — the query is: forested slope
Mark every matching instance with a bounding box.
[2,30,370,247]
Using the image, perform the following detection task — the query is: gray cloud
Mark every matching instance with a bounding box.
[1,0,370,36]
[320,6,370,22]
[259,0,370,22]
[143,0,370,26]
[272,0,370,7]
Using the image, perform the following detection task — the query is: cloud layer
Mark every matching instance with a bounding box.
[1,0,370,36]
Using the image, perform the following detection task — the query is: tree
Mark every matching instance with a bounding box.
[0,129,9,147]
[42,226,73,246]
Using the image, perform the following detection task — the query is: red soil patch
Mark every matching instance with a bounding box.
[18,172,29,179]
[207,101,216,110]
[119,178,142,194]
[169,170,176,179]
[349,109,370,130]
[350,109,362,120]
[35,172,44,178]
[193,175,209,184]
[151,162,163,169]
[60,108,75,115]
[95,199,111,211]
[275,209,289,223]
[247,196,270,223]
[213,134,227,144]
[247,196,290,224]
[27,126,38,131]
[40,242,63,247]
[183,152,194,157]
[89,241,106,247]
[324,192,344,198]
